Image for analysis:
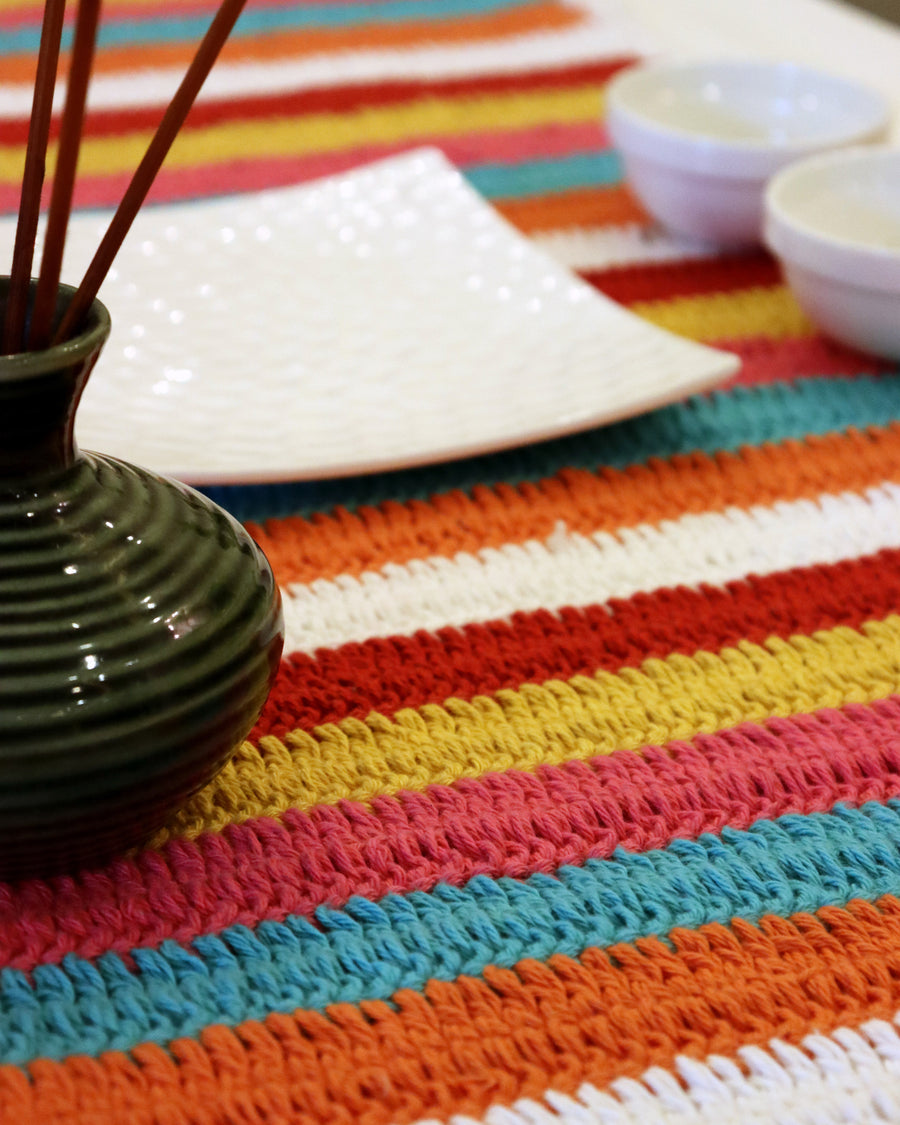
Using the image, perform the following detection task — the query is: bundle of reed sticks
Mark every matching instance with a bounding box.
[2,0,248,356]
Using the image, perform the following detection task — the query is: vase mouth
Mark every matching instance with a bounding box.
[0,277,111,380]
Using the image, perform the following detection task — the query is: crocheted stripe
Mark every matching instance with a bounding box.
[0,20,643,122]
[535,221,721,271]
[447,1017,900,1124]
[49,120,611,203]
[494,182,645,231]
[260,547,900,734]
[3,802,900,1065]
[0,83,606,187]
[1,0,450,19]
[0,0,224,20]
[722,337,891,386]
[2,0,563,53]
[0,128,616,197]
[279,484,900,653]
[582,252,782,304]
[0,131,616,218]
[33,58,630,137]
[5,696,900,973]
[204,377,900,524]
[467,150,623,199]
[160,614,900,834]
[631,285,813,343]
[581,260,890,384]
[0,55,631,183]
[6,897,900,1124]
[252,425,900,587]
[0,1,582,82]
[8,542,900,965]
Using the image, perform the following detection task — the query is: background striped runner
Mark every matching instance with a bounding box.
[2,1,900,1122]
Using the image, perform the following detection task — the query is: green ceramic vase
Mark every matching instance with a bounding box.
[0,279,284,877]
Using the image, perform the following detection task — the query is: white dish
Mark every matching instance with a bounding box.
[764,146,900,360]
[3,149,739,484]
[607,60,890,247]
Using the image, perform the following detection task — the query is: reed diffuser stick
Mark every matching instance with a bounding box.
[2,0,67,356]
[53,0,248,344]
[29,0,103,352]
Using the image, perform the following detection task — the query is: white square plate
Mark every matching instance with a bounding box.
[5,148,739,483]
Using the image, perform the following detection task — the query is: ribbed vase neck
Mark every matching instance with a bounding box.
[0,279,111,477]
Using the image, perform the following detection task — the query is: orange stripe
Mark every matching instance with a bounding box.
[4,897,900,1124]
[0,2,582,83]
[251,423,900,587]
[496,181,647,231]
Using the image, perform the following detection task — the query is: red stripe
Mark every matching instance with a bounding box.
[0,58,634,143]
[723,335,894,385]
[256,547,900,737]
[4,694,900,972]
[582,252,782,305]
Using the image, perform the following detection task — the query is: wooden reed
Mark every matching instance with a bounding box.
[53,0,250,345]
[29,0,103,352]
[2,0,66,355]
[4,0,250,353]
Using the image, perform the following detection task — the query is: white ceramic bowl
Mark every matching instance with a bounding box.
[607,60,890,246]
[764,146,900,360]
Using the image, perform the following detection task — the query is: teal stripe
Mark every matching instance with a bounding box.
[201,375,900,523]
[1,0,531,55]
[3,801,900,1065]
[465,152,622,199]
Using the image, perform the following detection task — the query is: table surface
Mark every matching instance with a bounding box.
[3,1,900,1123]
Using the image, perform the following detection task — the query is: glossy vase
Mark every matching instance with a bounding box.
[0,279,283,877]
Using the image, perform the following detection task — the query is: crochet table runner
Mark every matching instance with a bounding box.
[3,1,900,1122]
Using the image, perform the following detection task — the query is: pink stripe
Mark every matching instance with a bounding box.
[722,335,892,386]
[2,697,900,971]
[0,122,608,217]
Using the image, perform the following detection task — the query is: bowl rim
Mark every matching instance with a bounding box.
[606,58,891,180]
[763,145,900,292]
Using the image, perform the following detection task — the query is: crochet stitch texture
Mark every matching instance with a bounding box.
[2,1,900,1121]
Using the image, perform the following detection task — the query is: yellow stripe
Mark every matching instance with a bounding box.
[631,284,815,343]
[153,615,900,843]
[0,85,606,183]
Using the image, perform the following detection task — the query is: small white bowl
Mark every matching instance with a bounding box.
[607,60,890,246]
[764,146,900,360]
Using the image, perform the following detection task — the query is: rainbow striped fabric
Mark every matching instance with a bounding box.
[4,0,900,1122]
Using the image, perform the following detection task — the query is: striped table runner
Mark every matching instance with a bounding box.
[3,1,900,1121]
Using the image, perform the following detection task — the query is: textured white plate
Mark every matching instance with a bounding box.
[4,149,740,483]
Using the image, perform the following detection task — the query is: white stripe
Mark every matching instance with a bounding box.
[411,1015,900,1125]
[281,482,900,654]
[532,223,720,272]
[0,12,653,118]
